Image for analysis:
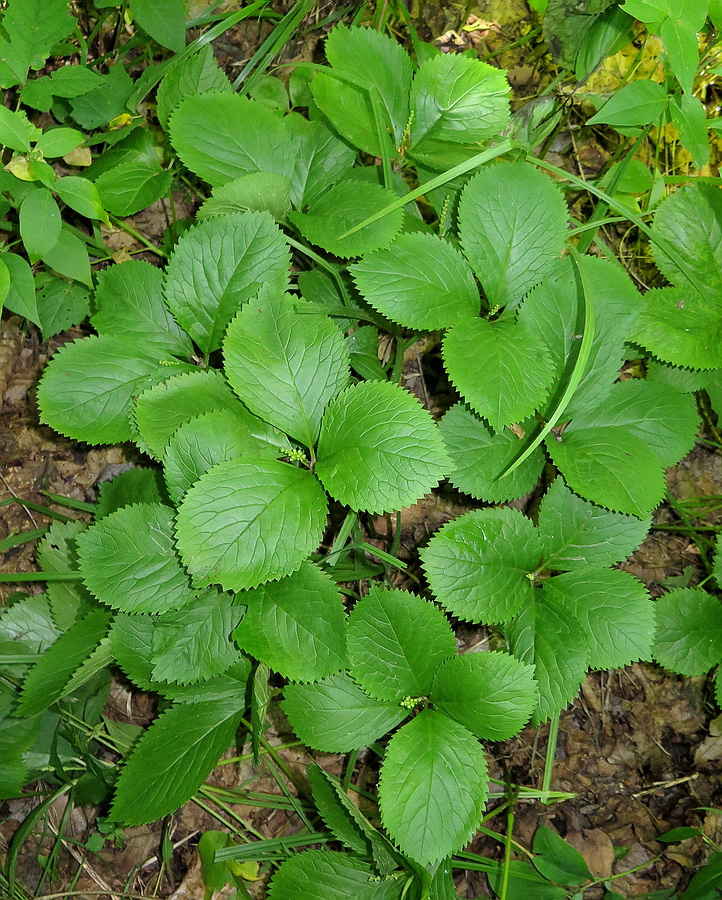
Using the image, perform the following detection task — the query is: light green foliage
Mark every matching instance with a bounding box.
[533,825,592,886]
[588,79,668,127]
[156,46,230,130]
[0,0,75,88]
[0,594,59,675]
[269,851,402,900]
[224,287,350,447]
[233,563,348,682]
[653,588,722,675]
[129,0,186,53]
[37,521,93,630]
[315,380,450,514]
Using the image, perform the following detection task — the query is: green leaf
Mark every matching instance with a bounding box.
[77,503,196,614]
[631,287,722,369]
[36,520,93,631]
[410,53,509,148]
[311,24,413,156]
[37,335,181,445]
[110,697,243,825]
[170,93,295,186]
[421,507,540,624]
[505,589,590,721]
[379,709,488,865]
[0,257,10,310]
[91,259,192,357]
[651,183,722,297]
[134,369,241,458]
[233,562,347,682]
[431,651,538,741]
[130,0,186,52]
[69,64,134,130]
[0,0,75,87]
[3,252,38,323]
[54,175,107,222]
[285,115,356,209]
[587,80,667,127]
[459,161,568,310]
[42,228,92,286]
[347,587,456,701]
[15,609,111,717]
[34,127,84,158]
[441,405,545,503]
[152,589,243,684]
[96,468,168,518]
[109,613,163,691]
[547,426,665,517]
[543,0,618,69]
[538,478,651,570]
[34,274,90,340]
[543,569,654,669]
[0,594,59,674]
[20,189,61,260]
[269,851,399,900]
[347,326,386,381]
[351,233,479,331]
[315,380,450,514]
[198,172,292,221]
[199,831,233,899]
[307,767,370,854]
[487,859,568,900]
[443,316,555,431]
[661,14,698,95]
[156,46,230,131]
[0,106,34,151]
[533,825,592,886]
[653,588,722,675]
[670,93,709,169]
[164,408,289,504]
[95,156,172,217]
[164,211,290,355]
[283,673,407,752]
[176,457,328,592]
[289,180,404,259]
[20,67,102,112]
[223,288,349,448]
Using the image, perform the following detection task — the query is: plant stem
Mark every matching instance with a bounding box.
[540,713,560,803]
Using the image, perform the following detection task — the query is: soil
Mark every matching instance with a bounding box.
[2,2,722,899]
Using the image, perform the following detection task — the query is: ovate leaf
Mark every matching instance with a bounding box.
[538,478,651,569]
[77,503,196,614]
[670,93,709,169]
[37,520,93,631]
[283,673,406,753]
[223,288,349,448]
[505,591,590,721]
[95,157,172,217]
[198,172,292,221]
[20,189,61,260]
[129,0,186,52]
[151,589,243,684]
[170,93,295,186]
[0,0,75,88]
[269,851,399,900]
[164,211,289,355]
[315,380,450,514]
[176,458,328,591]
[459,161,568,309]
[347,587,456,701]
[164,408,289,504]
[95,468,167,518]
[431,651,538,741]
[42,229,92,287]
[351,232,479,331]
[306,768,370,853]
[543,569,654,669]
[289,180,404,259]
[37,335,181,445]
[441,404,545,503]
[0,594,59,673]
[156,45,230,131]
[233,562,347,682]
[421,507,540,624]
[533,825,592,886]
[443,316,555,431]
[133,369,240,458]
[653,588,722,675]
[111,697,243,825]
[587,79,667,127]
[3,252,38,322]
[631,287,722,369]
[379,710,488,865]
[15,609,111,717]
[34,275,90,340]
[91,259,192,357]
[285,114,356,208]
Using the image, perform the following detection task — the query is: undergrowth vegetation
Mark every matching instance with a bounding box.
[2,0,722,897]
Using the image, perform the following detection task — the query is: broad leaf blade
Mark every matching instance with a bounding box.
[77,503,196,614]
[422,507,540,624]
[223,288,349,447]
[285,114,356,209]
[164,211,290,355]
[459,161,568,309]
[347,587,456,701]
[156,45,230,130]
[431,651,537,741]
[379,709,488,865]
[269,851,401,900]
[37,520,93,631]
[351,232,479,331]
[653,588,722,676]
[315,381,450,514]
[532,825,592,886]
[110,697,243,825]
[175,458,328,591]
[233,562,347,682]
[283,673,406,753]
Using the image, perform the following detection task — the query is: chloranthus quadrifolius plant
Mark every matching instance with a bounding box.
[6,16,712,888]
